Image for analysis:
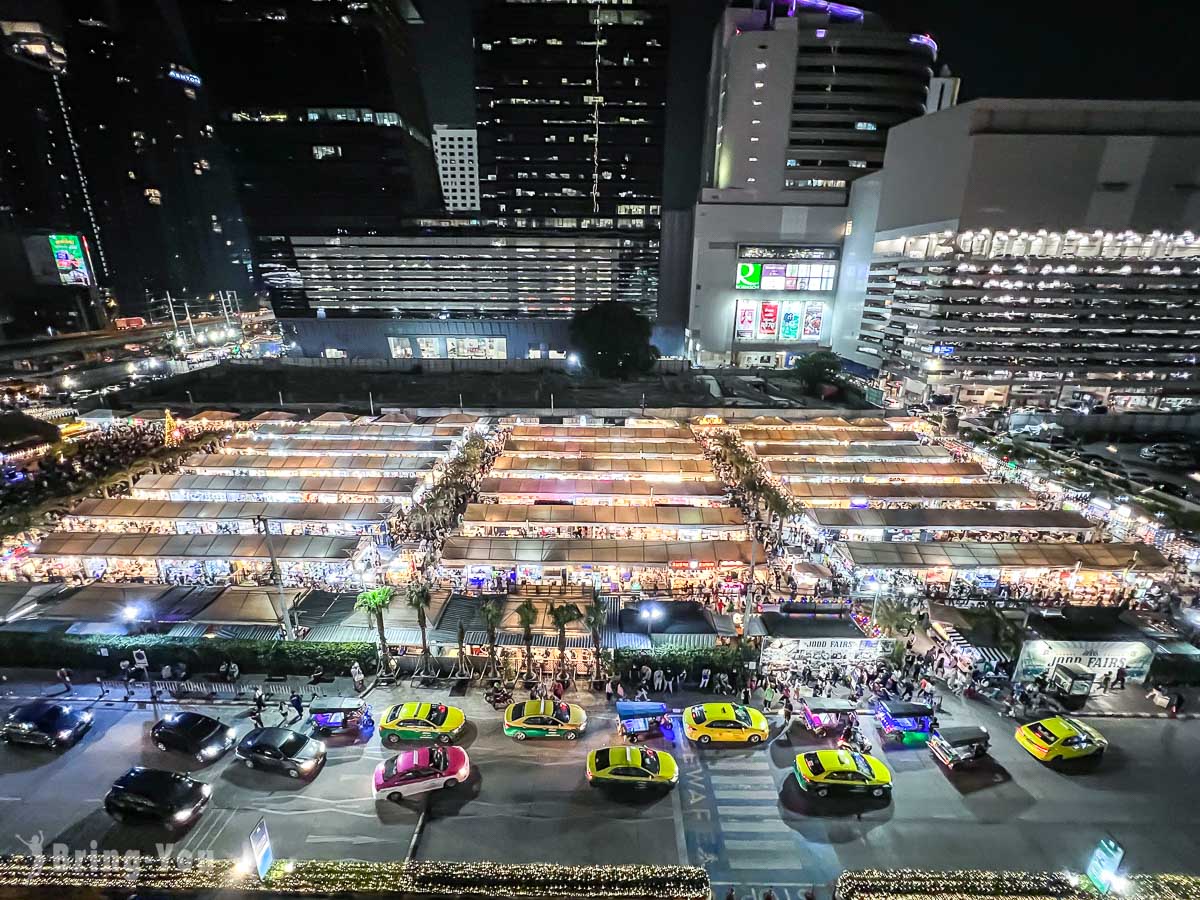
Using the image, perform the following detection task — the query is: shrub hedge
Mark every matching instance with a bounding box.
[0,632,378,677]
[613,644,755,679]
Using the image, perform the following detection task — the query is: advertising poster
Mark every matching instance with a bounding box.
[761,636,895,670]
[1013,639,1153,684]
[761,263,788,291]
[801,301,824,339]
[734,299,757,340]
[47,234,91,287]
[780,302,801,341]
[757,301,779,338]
[735,262,761,290]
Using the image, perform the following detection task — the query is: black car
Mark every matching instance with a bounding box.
[235,727,326,779]
[151,712,236,762]
[1,700,92,748]
[104,767,211,829]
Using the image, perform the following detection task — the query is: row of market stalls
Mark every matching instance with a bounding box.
[797,507,1098,544]
[460,503,748,542]
[132,474,418,506]
[182,453,438,480]
[223,436,453,457]
[764,459,987,484]
[477,477,729,507]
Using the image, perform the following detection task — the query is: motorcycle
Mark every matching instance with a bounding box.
[837,725,871,754]
[484,684,513,710]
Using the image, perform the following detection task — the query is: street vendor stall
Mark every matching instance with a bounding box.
[502,439,705,459]
[736,427,918,444]
[254,423,465,441]
[223,436,452,458]
[476,478,728,507]
[182,453,436,480]
[752,444,950,462]
[438,536,762,592]
[799,508,1097,544]
[460,503,748,541]
[508,425,696,443]
[132,474,417,506]
[489,456,714,481]
[782,482,1036,509]
[765,460,986,484]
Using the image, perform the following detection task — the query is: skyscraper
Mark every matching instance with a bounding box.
[433,125,481,212]
[176,0,439,257]
[686,0,936,366]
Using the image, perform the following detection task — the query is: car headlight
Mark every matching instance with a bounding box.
[172,808,194,823]
[669,772,679,783]
[225,727,236,740]
[455,764,470,780]
[201,744,222,759]
[56,729,73,740]
[200,784,212,797]
[298,758,318,771]
[81,712,93,722]
[316,742,326,753]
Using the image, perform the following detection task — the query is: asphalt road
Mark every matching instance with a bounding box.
[0,685,1198,898]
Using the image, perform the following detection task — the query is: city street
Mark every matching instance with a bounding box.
[0,683,1198,896]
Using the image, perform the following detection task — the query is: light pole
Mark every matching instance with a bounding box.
[253,514,295,640]
[639,604,662,640]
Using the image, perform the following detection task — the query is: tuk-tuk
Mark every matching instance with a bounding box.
[928,725,990,769]
[799,697,858,736]
[615,700,673,743]
[309,696,374,735]
[875,700,935,744]
[1047,662,1095,711]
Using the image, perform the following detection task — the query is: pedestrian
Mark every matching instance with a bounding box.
[289,689,304,720]
[779,698,794,737]
[350,660,365,692]
[552,679,565,701]
[616,681,626,701]
[250,709,264,730]
[1170,692,1186,716]
[740,685,752,705]
[253,685,266,711]
[605,679,614,703]
[724,889,737,900]
[228,661,240,683]
[634,684,650,702]
[665,669,676,694]
[653,668,665,691]
[700,667,712,690]
[55,667,72,694]
[1114,665,1127,690]
[762,683,777,712]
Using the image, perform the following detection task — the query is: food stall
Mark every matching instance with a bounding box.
[60,498,393,541]
[502,439,705,459]
[181,452,436,480]
[223,436,452,458]
[735,427,918,445]
[437,536,762,593]
[751,443,950,462]
[476,478,729,507]
[253,422,466,441]
[460,503,748,541]
[783,481,1036,509]
[507,425,697,443]
[798,508,1097,544]
[131,474,417,506]
[765,459,987,484]
[488,456,714,482]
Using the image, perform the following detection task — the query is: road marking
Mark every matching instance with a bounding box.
[703,758,767,771]
[307,834,395,845]
[718,805,779,817]
[709,775,776,785]
[728,857,805,871]
[713,789,778,800]
[723,839,796,852]
[717,821,786,833]
[669,776,689,866]
[405,797,428,862]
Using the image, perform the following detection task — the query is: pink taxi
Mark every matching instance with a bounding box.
[373,745,470,801]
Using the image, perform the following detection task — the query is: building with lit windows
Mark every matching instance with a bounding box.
[832,99,1200,412]
[433,125,481,212]
[686,0,937,367]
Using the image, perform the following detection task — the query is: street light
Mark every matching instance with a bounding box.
[639,604,662,639]
[122,604,141,622]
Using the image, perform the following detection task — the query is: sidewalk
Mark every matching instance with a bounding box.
[1065,682,1200,720]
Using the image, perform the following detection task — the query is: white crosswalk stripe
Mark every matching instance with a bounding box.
[713,788,780,800]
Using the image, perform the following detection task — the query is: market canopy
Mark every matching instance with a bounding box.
[29,584,223,623]
[191,586,305,624]
[836,541,1169,572]
[312,412,357,423]
[766,460,985,480]
[32,533,361,562]
[183,453,436,474]
[752,443,950,460]
[132,473,418,501]
[737,428,917,444]
[253,423,461,440]
[463,503,744,528]
[806,508,1095,532]
[188,410,240,422]
[224,436,451,456]
[508,425,696,442]
[503,439,704,457]
[248,411,299,423]
[785,482,1034,503]
[373,412,415,423]
[477,477,728,500]
[65,498,393,525]
[440,536,762,567]
[491,456,712,477]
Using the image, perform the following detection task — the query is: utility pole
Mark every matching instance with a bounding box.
[165,291,181,344]
[254,515,295,640]
[183,301,197,341]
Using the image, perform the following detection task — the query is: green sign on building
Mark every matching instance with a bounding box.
[735,262,761,290]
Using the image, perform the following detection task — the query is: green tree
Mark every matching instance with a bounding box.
[547,601,583,679]
[354,586,395,661]
[582,597,608,680]
[791,350,842,395]
[479,597,504,680]
[405,578,435,675]
[514,598,539,681]
[568,303,660,378]
[871,597,916,638]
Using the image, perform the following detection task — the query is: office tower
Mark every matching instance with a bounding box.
[833,99,1200,413]
[687,0,935,366]
[925,65,961,115]
[62,1,252,320]
[0,14,108,338]
[177,0,439,246]
[433,125,481,212]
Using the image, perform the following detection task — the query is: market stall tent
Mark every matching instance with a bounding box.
[312,412,357,423]
[440,537,762,568]
[806,507,1095,533]
[784,481,1035,505]
[836,541,1169,572]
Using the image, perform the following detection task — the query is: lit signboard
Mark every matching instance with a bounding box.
[738,244,840,261]
[168,69,202,87]
[733,261,838,292]
[758,302,779,338]
[47,234,91,287]
[802,301,824,339]
[931,344,955,357]
[780,304,801,341]
[1086,838,1124,894]
[734,300,757,340]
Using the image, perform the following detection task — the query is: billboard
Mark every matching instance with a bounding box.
[802,301,824,339]
[734,300,757,340]
[757,302,779,338]
[1014,639,1153,685]
[47,234,92,287]
[735,262,761,290]
[780,303,801,341]
[733,260,837,292]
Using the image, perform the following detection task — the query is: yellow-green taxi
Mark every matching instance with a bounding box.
[503,699,587,741]
[379,702,466,747]
[1015,716,1107,763]
[586,746,678,790]
[682,702,769,745]
[793,749,892,798]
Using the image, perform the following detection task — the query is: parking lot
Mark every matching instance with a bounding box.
[2,684,1200,896]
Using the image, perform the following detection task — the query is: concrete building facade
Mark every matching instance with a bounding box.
[432,125,480,212]
[832,99,1200,412]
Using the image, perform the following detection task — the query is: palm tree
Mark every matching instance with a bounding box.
[547,601,583,680]
[582,596,608,682]
[872,597,917,638]
[406,577,437,677]
[514,598,539,682]
[354,586,395,664]
[479,597,504,680]
[451,620,472,679]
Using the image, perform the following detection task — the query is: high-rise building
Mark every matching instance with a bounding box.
[686,0,936,366]
[832,99,1200,413]
[0,13,108,339]
[61,1,253,320]
[177,0,439,254]
[432,125,481,212]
